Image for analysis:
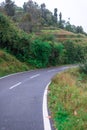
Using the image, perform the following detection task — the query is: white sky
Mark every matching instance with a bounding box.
[0,0,87,32]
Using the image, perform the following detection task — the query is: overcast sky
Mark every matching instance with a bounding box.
[1,0,87,32]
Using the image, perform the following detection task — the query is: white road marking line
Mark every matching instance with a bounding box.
[9,74,40,90]
[0,70,33,80]
[43,82,52,130]
[30,74,40,79]
[47,69,55,72]
[9,82,21,90]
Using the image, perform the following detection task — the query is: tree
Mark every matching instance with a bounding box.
[59,12,63,28]
[59,12,62,22]
[23,2,27,12]
[65,21,72,31]
[19,13,32,33]
[54,8,58,23]
[76,26,84,33]
[22,0,42,32]
[40,3,54,26]
[5,0,15,16]
[43,9,53,25]
[41,3,46,18]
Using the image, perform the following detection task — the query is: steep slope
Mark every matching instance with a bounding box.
[0,50,30,77]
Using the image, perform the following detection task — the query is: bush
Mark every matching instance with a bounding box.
[29,39,51,67]
[63,40,86,64]
[49,42,64,65]
[63,40,76,63]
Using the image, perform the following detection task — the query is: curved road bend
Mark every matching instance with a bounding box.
[0,66,69,130]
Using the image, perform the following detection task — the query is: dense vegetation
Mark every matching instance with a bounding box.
[48,68,87,130]
[0,12,87,68]
[0,0,87,68]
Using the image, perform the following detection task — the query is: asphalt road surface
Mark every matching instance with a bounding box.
[0,66,70,130]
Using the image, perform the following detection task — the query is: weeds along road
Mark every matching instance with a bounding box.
[0,66,70,130]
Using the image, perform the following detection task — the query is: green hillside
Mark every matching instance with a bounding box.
[0,12,87,74]
[0,50,30,77]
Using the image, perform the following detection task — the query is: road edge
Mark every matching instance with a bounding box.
[43,81,52,130]
[0,70,34,80]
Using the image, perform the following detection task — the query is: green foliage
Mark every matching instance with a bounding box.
[64,22,86,35]
[29,39,51,67]
[63,40,75,63]
[0,13,31,62]
[49,42,64,65]
[29,39,64,67]
[65,22,73,32]
[63,40,86,64]
[76,26,84,34]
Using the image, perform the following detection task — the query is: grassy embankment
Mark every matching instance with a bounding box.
[48,68,87,130]
[0,50,31,77]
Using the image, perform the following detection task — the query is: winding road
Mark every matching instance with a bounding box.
[0,66,70,130]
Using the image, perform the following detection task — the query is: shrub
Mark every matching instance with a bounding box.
[63,40,86,64]
[29,39,51,67]
[49,42,64,65]
[63,40,76,63]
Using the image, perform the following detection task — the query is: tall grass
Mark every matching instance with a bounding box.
[48,68,87,130]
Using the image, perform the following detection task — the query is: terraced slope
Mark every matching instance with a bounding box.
[40,28,87,44]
